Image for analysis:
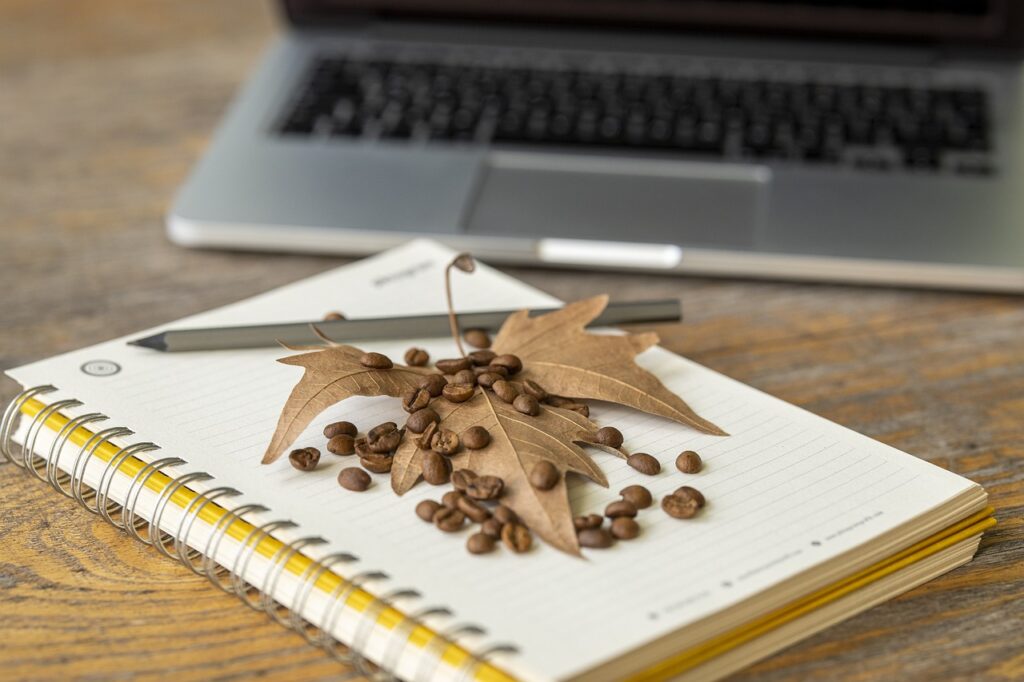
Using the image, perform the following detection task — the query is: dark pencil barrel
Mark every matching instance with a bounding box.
[128,299,682,352]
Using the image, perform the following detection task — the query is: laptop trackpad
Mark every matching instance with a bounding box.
[463,152,769,249]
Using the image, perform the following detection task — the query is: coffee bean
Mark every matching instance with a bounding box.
[452,369,477,386]
[674,485,706,508]
[457,495,491,523]
[611,517,640,540]
[481,518,504,538]
[418,373,448,397]
[451,469,477,492]
[289,447,320,471]
[547,396,589,416]
[406,408,440,434]
[605,500,638,518]
[567,403,590,417]
[404,347,430,367]
[619,485,653,509]
[431,429,460,456]
[523,380,548,401]
[468,349,497,366]
[484,364,509,378]
[595,426,624,448]
[501,523,532,553]
[327,434,356,456]
[462,426,490,450]
[367,422,397,443]
[323,311,345,321]
[676,450,703,474]
[529,460,559,490]
[493,505,517,525]
[467,532,496,554]
[434,507,466,532]
[422,450,451,485]
[492,380,518,403]
[401,387,432,413]
[476,372,502,389]
[360,453,394,474]
[442,490,464,509]
[578,528,613,549]
[368,428,402,453]
[354,438,373,458]
[662,493,700,519]
[416,499,441,522]
[491,354,523,375]
[338,467,371,491]
[436,357,472,374]
[574,514,603,531]
[360,352,393,369]
[417,421,438,449]
[466,475,504,501]
[442,383,475,403]
[323,421,357,438]
[513,394,540,416]
[627,453,661,475]
[464,329,491,349]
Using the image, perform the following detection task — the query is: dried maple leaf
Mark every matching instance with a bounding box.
[263,286,724,555]
[492,295,726,436]
[391,391,609,554]
[262,344,426,464]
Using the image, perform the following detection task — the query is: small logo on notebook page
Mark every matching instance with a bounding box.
[81,360,121,376]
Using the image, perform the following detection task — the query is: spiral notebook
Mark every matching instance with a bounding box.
[3,240,992,681]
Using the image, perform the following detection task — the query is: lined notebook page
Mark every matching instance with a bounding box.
[8,240,977,682]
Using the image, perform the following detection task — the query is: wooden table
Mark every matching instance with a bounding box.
[1,2,1021,679]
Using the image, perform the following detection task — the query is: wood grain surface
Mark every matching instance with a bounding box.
[1,1,1022,680]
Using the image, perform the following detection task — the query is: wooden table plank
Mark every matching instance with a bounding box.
[1,1,1022,680]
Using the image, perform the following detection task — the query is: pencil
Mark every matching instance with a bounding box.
[127,299,682,352]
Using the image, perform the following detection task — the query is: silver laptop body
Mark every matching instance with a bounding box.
[169,1,1024,291]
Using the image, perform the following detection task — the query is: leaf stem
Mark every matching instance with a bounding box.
[445,253,476,357]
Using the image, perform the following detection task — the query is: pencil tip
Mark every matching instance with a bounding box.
[127,333,167,351]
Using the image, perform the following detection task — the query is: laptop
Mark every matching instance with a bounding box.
[168,1,1024,292]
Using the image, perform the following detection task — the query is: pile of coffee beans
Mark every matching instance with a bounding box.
[573,483,653,549]
[414,470,536,555]
[662,448,706,519]
[286,345,710,554]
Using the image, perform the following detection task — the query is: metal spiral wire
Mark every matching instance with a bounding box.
[69,425,135,509]
[414,623,487,682]
[1,386,516,681]
[0,384,56,465]
[202,502,269,594]
[22,398,82,477]
[175,486,242,570]
[96,441,161,528]
[149,471,214,559]
[345,587,422,679]
[230,518,300,609]
[376,604,453,681]
[319,569,390,662]
[119,456,186,542]
[46,412,107,494]
[289,551,359,644]
[260,535,328,625]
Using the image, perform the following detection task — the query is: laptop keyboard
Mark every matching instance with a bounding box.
[278,55,995,175]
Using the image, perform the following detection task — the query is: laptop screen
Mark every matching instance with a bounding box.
[284,0,1022,48]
